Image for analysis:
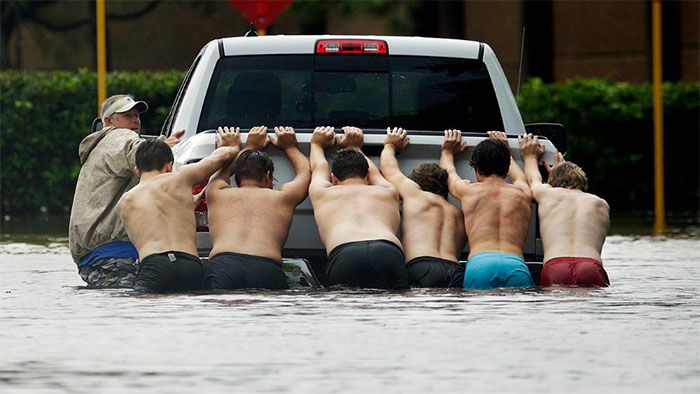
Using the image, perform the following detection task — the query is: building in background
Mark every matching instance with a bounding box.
[2,0,698,90]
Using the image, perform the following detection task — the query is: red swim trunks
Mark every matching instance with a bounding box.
[540,257,610,287]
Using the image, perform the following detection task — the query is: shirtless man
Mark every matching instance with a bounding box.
[440,130,535,289]
[380,127,466,288]
[309,126,408,289]
[204,126,310,290]
[519,134,610,287]
[117,128,240,293]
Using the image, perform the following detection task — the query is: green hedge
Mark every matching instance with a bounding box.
[1,71,698,216]
[518,78,699,213]
[1,69,184,216]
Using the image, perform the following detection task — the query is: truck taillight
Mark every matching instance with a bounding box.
[315,39,388,54]
[193,182,208,231]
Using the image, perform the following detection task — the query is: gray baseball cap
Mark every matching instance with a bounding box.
[102,96,148,118]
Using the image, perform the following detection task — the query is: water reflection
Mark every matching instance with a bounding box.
[0,235,699,393]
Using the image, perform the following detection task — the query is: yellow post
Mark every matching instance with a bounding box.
[96,0,107,116]
[258,28,267,36]
[652,0,665,235]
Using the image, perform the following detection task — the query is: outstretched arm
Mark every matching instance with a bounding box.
[381,127,420,195]
[440,129,468,198]
[518,133,546,191]
[271,126,311,204]
[178,146,240,188]
[488,131,530,196]
[309,126,335,193]
[163,129,185,148]
[207,127,242,193]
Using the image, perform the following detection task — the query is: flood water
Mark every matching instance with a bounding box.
[1,231,699,393]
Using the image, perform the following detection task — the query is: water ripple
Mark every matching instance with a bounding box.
[0,236,699,393]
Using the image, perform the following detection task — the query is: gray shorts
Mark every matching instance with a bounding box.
[78,257,139,288]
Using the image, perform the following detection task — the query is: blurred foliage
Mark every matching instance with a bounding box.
[286,0,413,35]
[1,71,698,216]
[518,77,699,213]
[1,0,161,69]
[0,69,183,215]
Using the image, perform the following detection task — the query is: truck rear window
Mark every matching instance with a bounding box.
[198,55,503,133]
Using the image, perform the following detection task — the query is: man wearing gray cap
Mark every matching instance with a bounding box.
[69,94,184,288]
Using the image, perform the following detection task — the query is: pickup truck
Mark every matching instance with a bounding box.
[157,35,566,286]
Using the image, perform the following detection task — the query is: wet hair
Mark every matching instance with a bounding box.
[234,149,275,186]
[331,149,369,181]
[548,161,588,191]
[469,139,510,178]
[408,162,448,198]
[135,138,173,172]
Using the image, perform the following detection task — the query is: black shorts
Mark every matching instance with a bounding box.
[205,252,289,290]
[134,251,204,293]
[407,256,465,288]
[326,240,409,290]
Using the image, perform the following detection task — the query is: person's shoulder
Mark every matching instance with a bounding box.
[400,189,433,205]
[101,126,134,136]
[99,128,139,151]
[530,184,567,204]
[503,181,529,194]
[161,171,190,188]
[530,181,555,196]
[371,183,399,199]
[117,186,138,207]
[422,190,451,205]
[583,191,609,209]
[451,178,475,195]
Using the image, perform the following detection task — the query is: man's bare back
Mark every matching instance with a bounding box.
[380,127,465,262]
[207,126,310,262]
[536,188,609,261]
[458,181,531,257]
[118,141,239,261]
[441,130,532,258]
[312,184,401,253]
[119,174,200,260]
[519,134,609,262]
[208,188,296,261]
[441,129,535,290]
[401,193,465,261]
[519,133,610,287]
[309,126,401,254]
[310,126,408,289]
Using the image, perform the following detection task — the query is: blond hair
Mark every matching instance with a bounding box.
[548,161,588,191]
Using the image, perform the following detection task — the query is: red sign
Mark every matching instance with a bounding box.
[229,0,293,31]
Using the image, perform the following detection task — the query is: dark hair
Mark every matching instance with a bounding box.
[548,161,588,191]
[469,139,510,178]
[408,162,448,198]
[331,149,369,181]
[234,149,275,186]
[135,138,173,172]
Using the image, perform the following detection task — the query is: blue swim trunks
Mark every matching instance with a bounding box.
[463,252,535,290]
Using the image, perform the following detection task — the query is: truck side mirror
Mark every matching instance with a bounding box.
[525,123,566,154]
[91,117,103,133]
